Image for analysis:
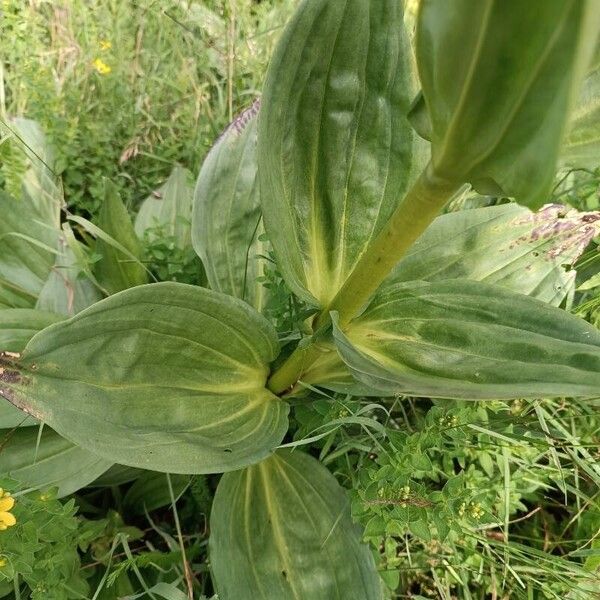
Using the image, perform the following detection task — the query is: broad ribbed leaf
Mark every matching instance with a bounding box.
[302,203,600,395]
[383,203,600,306]
[333,280,600,399]
[258,0,422,306]
[0,283,288,473]
[94,181,147,294]
[413,0,600,206]
[0,426,112,497]
[210,450,382,600]
[563,49,600,168]
[0,191,59,308]
[135,165,194,249]
[193,102,270,311]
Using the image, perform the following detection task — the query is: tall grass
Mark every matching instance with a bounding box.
[0,0,295,215]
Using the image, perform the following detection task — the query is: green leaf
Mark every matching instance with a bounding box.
[382,203,600,306]
[408,519,431,542]
[304,202,600,396]
[0,191,59,308]
[210,450,382,600]
[563,48,600,168]
[0,308,63,428]
[36,231,103,316]
[443,474,464,498]
[333,280,600,399]
[0,283,288,473]
[431,512,450,542]
[142,583,190,600]
[0,309,63,353]
[135,165,195,250]
[0,401,36,430]
[0,425,112,497]
[94,181,148,294]
[192,102,270,311]
[6,117,62,224]
[90,464,142,488]
[258,0,423,306]
[123,471,190,516]
[412,0,600,206]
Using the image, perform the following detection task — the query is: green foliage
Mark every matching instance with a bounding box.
[0,1,599,599]
[193,103,270,311]
[333,279,600,399]
[136,166,204,285]
[0,481,105,600]
[258,0,423,307]
[411,0,599,206]
[94,182,148,294]
[0,0,293,216]
[210,450,382,599]
[2,283,288,473]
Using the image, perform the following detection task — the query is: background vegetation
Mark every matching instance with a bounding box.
[1,1,600,599]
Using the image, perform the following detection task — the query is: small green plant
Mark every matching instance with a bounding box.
[1,1,600,599]
[0,480,103,599]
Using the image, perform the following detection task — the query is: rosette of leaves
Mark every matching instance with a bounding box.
[1,1,600,598]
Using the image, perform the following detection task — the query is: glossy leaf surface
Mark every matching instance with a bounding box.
[0,283,288,473]
[259,0,421,306]
[210,450,381,600]
[303,203,600,395]
[333,280,600,399]
[192,103,269,311]
[0,425,112,497]
[413,0,600,206]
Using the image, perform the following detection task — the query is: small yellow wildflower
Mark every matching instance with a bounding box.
[99,40,112,51]
[93,58,111,75]
[0,489,15,531]
[0,558,6,568]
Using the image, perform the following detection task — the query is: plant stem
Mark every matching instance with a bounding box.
[267,339,324,395]
[267,162,460,395]
[319,162,459,328]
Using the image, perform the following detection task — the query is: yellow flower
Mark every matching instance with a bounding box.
[0,490,16,531]
[93,58,111,75]
[0,559,6,568]
[99,40,112,51]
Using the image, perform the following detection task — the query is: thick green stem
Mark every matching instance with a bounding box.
[267,340,324,395]
[267,162,460,395]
